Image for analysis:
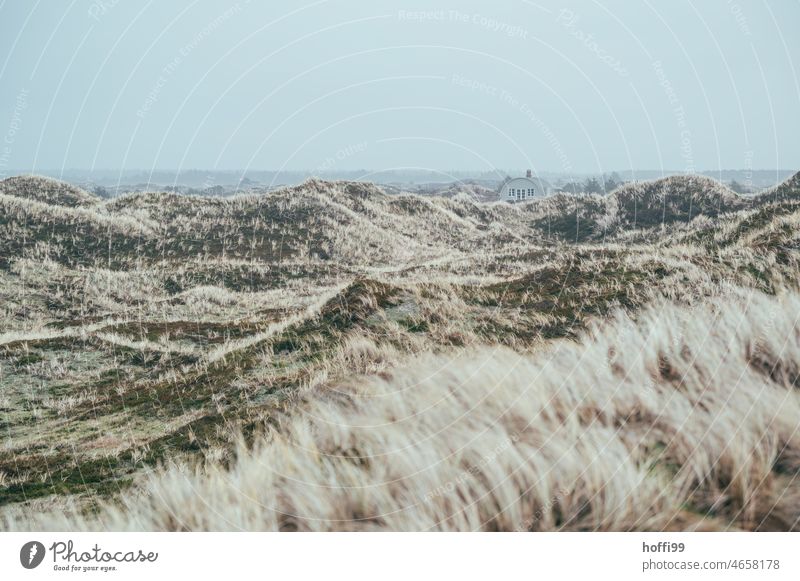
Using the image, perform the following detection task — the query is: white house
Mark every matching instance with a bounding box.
[500,170,542,202]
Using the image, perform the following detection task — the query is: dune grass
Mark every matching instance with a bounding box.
[1,172,799,531]
[4,289,799,531]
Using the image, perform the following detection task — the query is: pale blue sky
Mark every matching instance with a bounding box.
[0,0,798,175]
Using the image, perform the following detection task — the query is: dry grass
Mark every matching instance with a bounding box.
[1,172,799,531]
[4,289,798,531]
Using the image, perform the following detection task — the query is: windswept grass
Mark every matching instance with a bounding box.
[1,171,799,530]
[5,290,798,531]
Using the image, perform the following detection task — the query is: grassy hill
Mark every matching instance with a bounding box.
[0,175,101,208]
[1,171,799,531]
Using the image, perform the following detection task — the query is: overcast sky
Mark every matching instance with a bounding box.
[0,0,798,177]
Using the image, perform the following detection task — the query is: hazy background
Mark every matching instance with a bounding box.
[0,0,798,185]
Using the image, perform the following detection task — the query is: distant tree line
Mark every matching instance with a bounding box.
[728,180,754,195]
[554,172,624,195]
[552,175,758,196]
[92,185,112,199]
